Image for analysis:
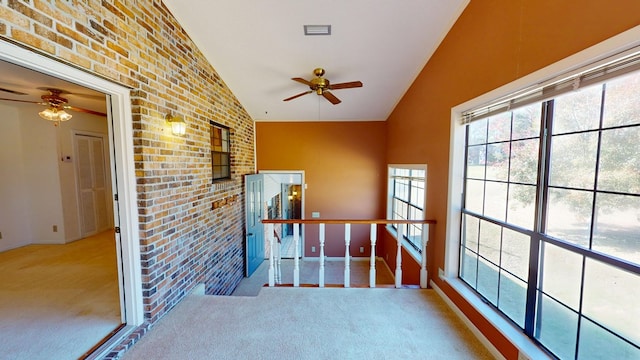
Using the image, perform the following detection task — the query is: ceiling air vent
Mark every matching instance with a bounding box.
[304,25,331,36]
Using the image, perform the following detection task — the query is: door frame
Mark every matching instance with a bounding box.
[259,170,305,258]
[0,40,144,349]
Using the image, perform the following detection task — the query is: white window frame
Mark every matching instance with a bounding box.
[443,25,640,360]
[387,164,427,262]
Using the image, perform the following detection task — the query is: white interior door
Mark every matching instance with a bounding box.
[75,134,110,237]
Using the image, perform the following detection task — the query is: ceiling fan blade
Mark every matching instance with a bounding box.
[0,87,29,96]
[291,77,313,86]
[64,105,107,117]
[0,97,44,105]
[283,90,313,102]
[329,81,363,90]
[322,91,341,105]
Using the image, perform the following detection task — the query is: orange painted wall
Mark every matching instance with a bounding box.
[256,121,387,257]
[386,1,640,359]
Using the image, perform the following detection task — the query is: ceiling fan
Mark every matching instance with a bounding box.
[0,88,107,124]
[283,68,363,105]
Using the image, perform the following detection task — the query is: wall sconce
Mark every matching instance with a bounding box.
[166,114,186,136]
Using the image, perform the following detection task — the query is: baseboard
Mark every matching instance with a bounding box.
[430,280,507,360]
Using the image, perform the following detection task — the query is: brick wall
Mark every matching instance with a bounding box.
[0,0,255,356]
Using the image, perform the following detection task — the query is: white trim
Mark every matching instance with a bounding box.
[0,40,144,336]
[444,24,640,359]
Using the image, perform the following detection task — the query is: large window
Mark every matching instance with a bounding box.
[388,166,426,253]
[459,67,640,359]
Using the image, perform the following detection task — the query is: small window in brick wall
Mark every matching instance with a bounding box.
[210,121,231,181]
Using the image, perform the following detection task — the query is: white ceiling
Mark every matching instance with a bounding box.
[163,0,468,122]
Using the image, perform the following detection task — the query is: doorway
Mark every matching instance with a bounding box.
[261,171,304,259]
[0,41,142,358]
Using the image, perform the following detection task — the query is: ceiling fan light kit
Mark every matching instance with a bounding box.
[38,107,72,123]
[283,68,363,105]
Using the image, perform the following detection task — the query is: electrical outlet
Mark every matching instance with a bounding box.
[53,225,58,232]
[359,246,364,253]
[311,246,316,253]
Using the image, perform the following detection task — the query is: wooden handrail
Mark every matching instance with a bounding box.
[262,219,436,225]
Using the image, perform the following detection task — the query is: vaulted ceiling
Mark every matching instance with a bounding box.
[162,0,469,121]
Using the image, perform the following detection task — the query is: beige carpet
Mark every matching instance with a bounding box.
[122,287,494,360]
[0,231,122,360]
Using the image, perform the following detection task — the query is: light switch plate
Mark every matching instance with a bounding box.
[311,212,320,218]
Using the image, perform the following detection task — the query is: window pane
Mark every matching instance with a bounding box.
[546,188,592,247]
[498,271,527,328]
[460,248,478,287]
[512,103,542,140]
[549,132,598,189]
[552,85,602,134]
[582,258,640,346]
[410,183,425,209]
[486,143,510,181]
[462,214,480,252]
[602,71,640,128]
[593,193,640,265]
[393,199,407,220]
[507,183,536,230]
[478,220,501,264]
[465,179,484,214]
[539,242,583,310]
[487,112,511,143]
[468,118,488,145]
[467,145,486,179]
[578,318,640,360]
[501,228,530,280]
[484,182,507,221]
[509,138,539,184]
[395,179,409,201]
[598,126,640,194]
[477,257,499,305]
[535,293,578,360]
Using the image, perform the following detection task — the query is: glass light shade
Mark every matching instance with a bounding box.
[39,107,72,122]
[167,115,186,136]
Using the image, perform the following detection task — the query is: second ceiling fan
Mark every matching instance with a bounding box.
[283,68,362,105]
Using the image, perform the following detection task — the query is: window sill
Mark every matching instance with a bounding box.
[384,225,422,263]
[439,275,552,360]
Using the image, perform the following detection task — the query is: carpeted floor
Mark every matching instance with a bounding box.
[122,287,494,359]
[0,231,122,360]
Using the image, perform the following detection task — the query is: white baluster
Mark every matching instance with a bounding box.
[344,223,351,288]
[267,223,275,287]
[420,224,429,289]
[369,223,377,288]
[395,224,403,288]
[293,223,300,287]
[276,231,282,284]
[319,223,325,288]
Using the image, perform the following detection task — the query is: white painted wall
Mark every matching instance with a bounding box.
[18,105,66,244]
[0,104,33,251]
